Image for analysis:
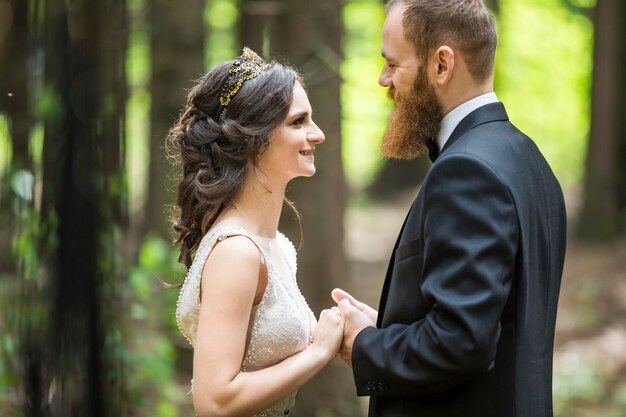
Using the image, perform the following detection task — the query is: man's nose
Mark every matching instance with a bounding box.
[378,67,392,87]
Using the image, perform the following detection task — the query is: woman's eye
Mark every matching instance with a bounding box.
[293,117,305,126]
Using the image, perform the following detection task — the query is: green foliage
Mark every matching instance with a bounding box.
[0,323,18,398]
[28,124,44,168]
[126,91,150,217]
[127,26,150,88]
[496,0,593,186]
[124,235,189,417]
[614,385,626,413]
[4,165,55,283]
[0,165,53,414]
[552,343,626,417]
[11,205,43,282]
[36,85,64,123]
[554,359,603,414]
[568,0,596,8]
[126,5,151,219]
[122,8,193,411]
[205,0,239,68]
[0,115,11,179]
[342,0,391,189]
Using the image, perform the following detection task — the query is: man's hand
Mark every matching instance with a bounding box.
[331,288,378,323]
[331,288,377,367]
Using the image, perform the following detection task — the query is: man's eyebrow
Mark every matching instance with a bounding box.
[382,51,395,62]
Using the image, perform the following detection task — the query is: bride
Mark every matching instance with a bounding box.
[170,48,344,417]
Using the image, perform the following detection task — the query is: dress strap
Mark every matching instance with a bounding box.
[213,231,269,307]
[175,225,272,347]
[214,231,266,263]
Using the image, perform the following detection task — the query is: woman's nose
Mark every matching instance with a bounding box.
[308,123,325,144]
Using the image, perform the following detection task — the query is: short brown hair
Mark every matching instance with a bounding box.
[387,0,497,82]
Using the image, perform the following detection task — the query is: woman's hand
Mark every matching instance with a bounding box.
[331,288,377,367]
[309,308,345,363]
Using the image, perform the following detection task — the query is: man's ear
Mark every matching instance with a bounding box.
[433,45,455,85]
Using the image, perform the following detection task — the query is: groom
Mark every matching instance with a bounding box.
[333,1,567,416]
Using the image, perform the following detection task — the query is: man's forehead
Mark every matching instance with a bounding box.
[381,11,417,61]
[384,2,407,29]
[382,6,408,44]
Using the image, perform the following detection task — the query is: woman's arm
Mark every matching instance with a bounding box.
[192,236,343,417]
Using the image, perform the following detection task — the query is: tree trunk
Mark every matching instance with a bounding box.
[366,158,430,201]
[577,0,626,240]
[146,0,206,238]
[238,0,281,53]
[270,1,358,415]
[0,0,31,170]
[101,0,129,227]
[0,0,33,275]
[485,0,500,15]
[28,0,128,415]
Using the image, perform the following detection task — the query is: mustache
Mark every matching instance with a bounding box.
[387,87,397,102]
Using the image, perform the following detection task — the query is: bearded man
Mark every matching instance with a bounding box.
[332,1,567,416]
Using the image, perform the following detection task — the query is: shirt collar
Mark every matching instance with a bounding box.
[435,92,499,151]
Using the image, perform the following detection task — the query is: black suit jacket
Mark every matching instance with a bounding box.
[352,102,567,417]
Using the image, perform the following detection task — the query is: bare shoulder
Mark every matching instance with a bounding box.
[201,235,263,286]
[211,235,262,264]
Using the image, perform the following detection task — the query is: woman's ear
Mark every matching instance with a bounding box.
[433,45,454,85]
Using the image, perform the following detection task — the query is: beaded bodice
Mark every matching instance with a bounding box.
[176,225,316,417]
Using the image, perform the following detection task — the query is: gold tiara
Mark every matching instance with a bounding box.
[215,47,268,120]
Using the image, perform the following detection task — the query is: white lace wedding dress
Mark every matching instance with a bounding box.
[176,225,316,417]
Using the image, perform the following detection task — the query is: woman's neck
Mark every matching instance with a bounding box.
[216,175,286,239]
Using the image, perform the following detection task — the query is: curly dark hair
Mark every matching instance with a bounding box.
[167,60,301,269]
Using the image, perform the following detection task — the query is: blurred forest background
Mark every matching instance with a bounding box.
[0,0,625,416]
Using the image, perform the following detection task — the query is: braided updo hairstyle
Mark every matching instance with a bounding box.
[167,60,300,269]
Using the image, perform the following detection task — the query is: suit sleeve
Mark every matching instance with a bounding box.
[352,154,519,397]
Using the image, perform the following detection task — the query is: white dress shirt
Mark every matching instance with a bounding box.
[435,92,499,151]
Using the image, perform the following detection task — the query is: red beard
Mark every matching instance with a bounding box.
[381,67,444,160]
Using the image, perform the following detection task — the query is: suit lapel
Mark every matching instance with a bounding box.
[440,102,509,156]
[376,199,415,327]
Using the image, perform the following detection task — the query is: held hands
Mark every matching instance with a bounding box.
[310,308,345,363]
[331,288,377,368]
[309,289,378,367]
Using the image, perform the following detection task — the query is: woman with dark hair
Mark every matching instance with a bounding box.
[171,48,344,417]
